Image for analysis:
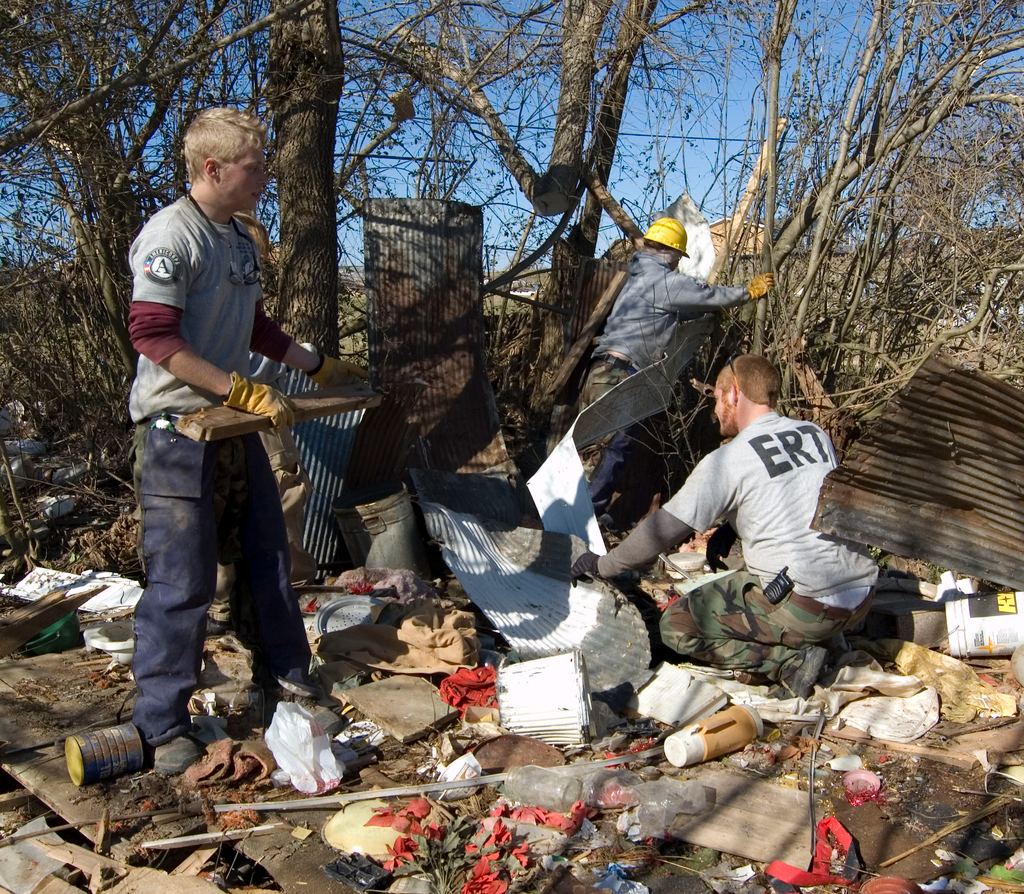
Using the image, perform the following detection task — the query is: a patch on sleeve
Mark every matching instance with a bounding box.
[142,248,183,285]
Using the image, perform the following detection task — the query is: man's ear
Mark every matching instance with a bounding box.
[201,157,220,181]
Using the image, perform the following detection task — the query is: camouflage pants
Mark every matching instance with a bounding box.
[659,571,873,681]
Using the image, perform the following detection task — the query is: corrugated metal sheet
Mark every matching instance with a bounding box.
[282,366,363,568]
[814,353,1024,589]
[346,199,509,486]
[416,500,651,694]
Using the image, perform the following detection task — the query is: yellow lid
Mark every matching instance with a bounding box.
[65,736,85,786]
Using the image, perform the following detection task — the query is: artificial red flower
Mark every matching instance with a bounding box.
[382,836,418,871]
[461,858,508,894]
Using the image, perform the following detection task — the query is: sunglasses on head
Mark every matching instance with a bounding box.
[690,354,741,399]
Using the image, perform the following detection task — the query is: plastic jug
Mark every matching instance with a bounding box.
[664,704,763,767]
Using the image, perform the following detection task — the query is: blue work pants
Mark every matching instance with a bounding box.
[132,427,311,746]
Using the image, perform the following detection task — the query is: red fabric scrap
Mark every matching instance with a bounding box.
[439,666,497,717]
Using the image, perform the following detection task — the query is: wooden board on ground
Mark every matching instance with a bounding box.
[106,866,227,892]
[337,676,458,744]
[0,653,116,846]
[176,384,381,441]
[0,648,254,857]
[0,588,102,657]
[235,809,349,894]
[670,767,814,867]
[826,728,979,770]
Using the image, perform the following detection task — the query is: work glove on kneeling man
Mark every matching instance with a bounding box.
[224,372,297,428]
[309,354,369,387]
[747,272,775,300]
[571,551,602,584]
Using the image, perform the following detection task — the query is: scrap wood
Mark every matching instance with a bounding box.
[0,586,102,656]
[35,840,127,889]
[105,866,228,892]
[169,848,217,877]
[0,790,32,811]
[175,384,380,441]
[825,728,979,770]
[880,793,1015,868]
[33,878,83,894]
[140,822,291,850]
[671,768,813,867]
[0,807,199,849]
[544,269,628,399]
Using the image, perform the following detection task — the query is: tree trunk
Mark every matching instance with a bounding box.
[269,0,345,353]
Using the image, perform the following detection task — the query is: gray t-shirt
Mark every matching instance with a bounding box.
[128,197,262,422]
[595,251,749,369]
[663,412,877,602]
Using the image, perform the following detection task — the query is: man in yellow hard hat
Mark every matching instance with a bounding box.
[582,217,774,531]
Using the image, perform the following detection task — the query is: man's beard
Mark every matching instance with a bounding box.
[717,401,739,437]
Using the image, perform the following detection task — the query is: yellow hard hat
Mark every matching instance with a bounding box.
[643,218,689,256]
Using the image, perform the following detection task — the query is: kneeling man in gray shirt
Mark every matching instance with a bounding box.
[571,354,877,698]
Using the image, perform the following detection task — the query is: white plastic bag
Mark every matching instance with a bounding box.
[264,702,344,794]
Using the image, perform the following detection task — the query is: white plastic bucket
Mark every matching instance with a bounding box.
[945,592,1024,658]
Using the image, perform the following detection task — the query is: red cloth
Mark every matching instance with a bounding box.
[249,301,290,361]
[129,301,187,364]
[129,299,290,366]
[439,666,497,717]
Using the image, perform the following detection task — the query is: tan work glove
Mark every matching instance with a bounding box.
[224,372,296,428]
[310,354,369,387]
[747,273,775,300]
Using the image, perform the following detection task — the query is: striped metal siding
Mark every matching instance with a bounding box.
[346,199,509,486]
[282,367,363,569]
[417,499,652,694]
[814,353,1024,589]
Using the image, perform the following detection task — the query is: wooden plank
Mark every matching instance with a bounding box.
[33,878,83,894]
[826,728,979,769]
[669,768,813,867]
[544,269,628,399]
[35,840,127,888]
[175,384,381,442]
[0,791,33,812]
[0,588,102,657]
[338,677,458,744]
[168,847,217,877]
[106,866,227,893]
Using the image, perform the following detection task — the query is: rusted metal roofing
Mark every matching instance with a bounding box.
[345,199,509,486]
[814,353,1024,589]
